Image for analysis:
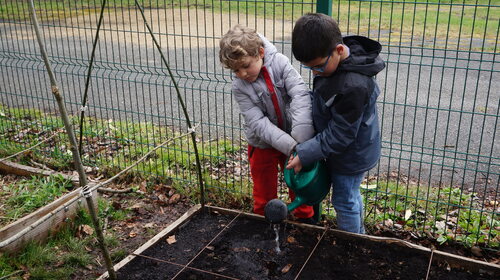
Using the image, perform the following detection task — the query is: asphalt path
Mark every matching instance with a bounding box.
[0,15,498,191]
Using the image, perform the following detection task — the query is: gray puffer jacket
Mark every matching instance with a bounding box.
[232,35,314,155]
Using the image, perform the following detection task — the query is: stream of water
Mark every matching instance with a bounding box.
[273,224,281,253]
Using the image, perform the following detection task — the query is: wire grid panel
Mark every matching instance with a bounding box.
[0,1,498,247]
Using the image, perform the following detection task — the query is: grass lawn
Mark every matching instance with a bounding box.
[1,1,497,50]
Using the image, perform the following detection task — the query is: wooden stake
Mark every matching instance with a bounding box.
[27,1,116,279]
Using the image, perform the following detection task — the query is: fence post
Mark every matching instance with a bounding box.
[316,0,333,16]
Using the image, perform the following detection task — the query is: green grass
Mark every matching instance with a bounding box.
[360,181,499,248]
[335,1,498,49]
[0,1,497,50]
[0,175,73,225]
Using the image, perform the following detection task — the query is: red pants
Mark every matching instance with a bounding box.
[248,145,314,219]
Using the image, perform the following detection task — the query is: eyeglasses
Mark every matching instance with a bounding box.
[301,51,333,72]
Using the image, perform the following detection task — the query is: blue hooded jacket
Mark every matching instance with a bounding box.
[296,36,385,175]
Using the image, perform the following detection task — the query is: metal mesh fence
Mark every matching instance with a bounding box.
[0,0,498,247]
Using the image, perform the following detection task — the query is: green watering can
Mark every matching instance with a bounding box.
[264,159,330,224]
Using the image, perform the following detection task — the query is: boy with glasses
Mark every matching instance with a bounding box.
[286,13,385,233]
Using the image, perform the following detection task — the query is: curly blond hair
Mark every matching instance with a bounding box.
[219,25,263,70]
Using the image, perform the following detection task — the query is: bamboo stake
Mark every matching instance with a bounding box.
[78,0,108,156]
[134,0,205,208]
[27,1,116,279]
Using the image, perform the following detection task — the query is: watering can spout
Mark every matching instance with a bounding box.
[284,159,330,211]
[264,160,330,224]
[286,196,304,212]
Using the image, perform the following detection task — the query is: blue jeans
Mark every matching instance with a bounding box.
[331,172,365,234]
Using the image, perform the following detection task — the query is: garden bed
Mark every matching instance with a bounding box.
[0,176,97,253]
[0,162,99,253]
[99,205,499,279]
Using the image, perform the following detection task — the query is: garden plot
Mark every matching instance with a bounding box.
[100,206,499,280]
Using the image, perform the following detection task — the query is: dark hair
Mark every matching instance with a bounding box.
[292,13,343,63]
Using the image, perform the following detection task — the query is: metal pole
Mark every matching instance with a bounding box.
[316,0,333,16]
[27,1,116,279]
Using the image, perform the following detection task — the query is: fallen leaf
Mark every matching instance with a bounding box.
[169,194,181,204]
[281,264,292,274]
[384,219,394,227]
[54,260,65,267]
[157,194,168,202]
[287,236,297,244]
[166,235,177,244]
[435,221,446,230]
[143,222,155,228]
[130,203,144,210]
[76,225,94,238]
[233,247,250,252]
[471,246,483,257]
[129,231,137,238]
[112,201,122,210]
[404,209,412,221]
[206,246,215,251]
[139,182,147,193]
[85,264,94,270]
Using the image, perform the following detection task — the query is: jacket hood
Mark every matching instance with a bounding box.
[339,36,385,76]
[259,34,278,67]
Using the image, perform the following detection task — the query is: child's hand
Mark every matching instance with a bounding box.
[286,154,303,173]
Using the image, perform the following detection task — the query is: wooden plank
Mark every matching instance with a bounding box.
[432,250,500,276]
[0,160,78,182]
[207,205,432,251]
[0,187,97,253]
[1,188,80,240]
[97,204,202,280]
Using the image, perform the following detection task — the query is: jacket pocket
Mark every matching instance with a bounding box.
[361,109,377,143]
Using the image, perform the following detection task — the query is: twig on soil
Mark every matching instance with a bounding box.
[0,270,23,280]
[97,187,134,194]
[0,133,58,162]
[294,228,328,280]
[133,253,239,280]
[171,212,242,279]
[425,249,434,280]
[29,159,53,171]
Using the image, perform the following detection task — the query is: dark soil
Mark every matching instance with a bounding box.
[77,183,193,279]
[116,210,498,280]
